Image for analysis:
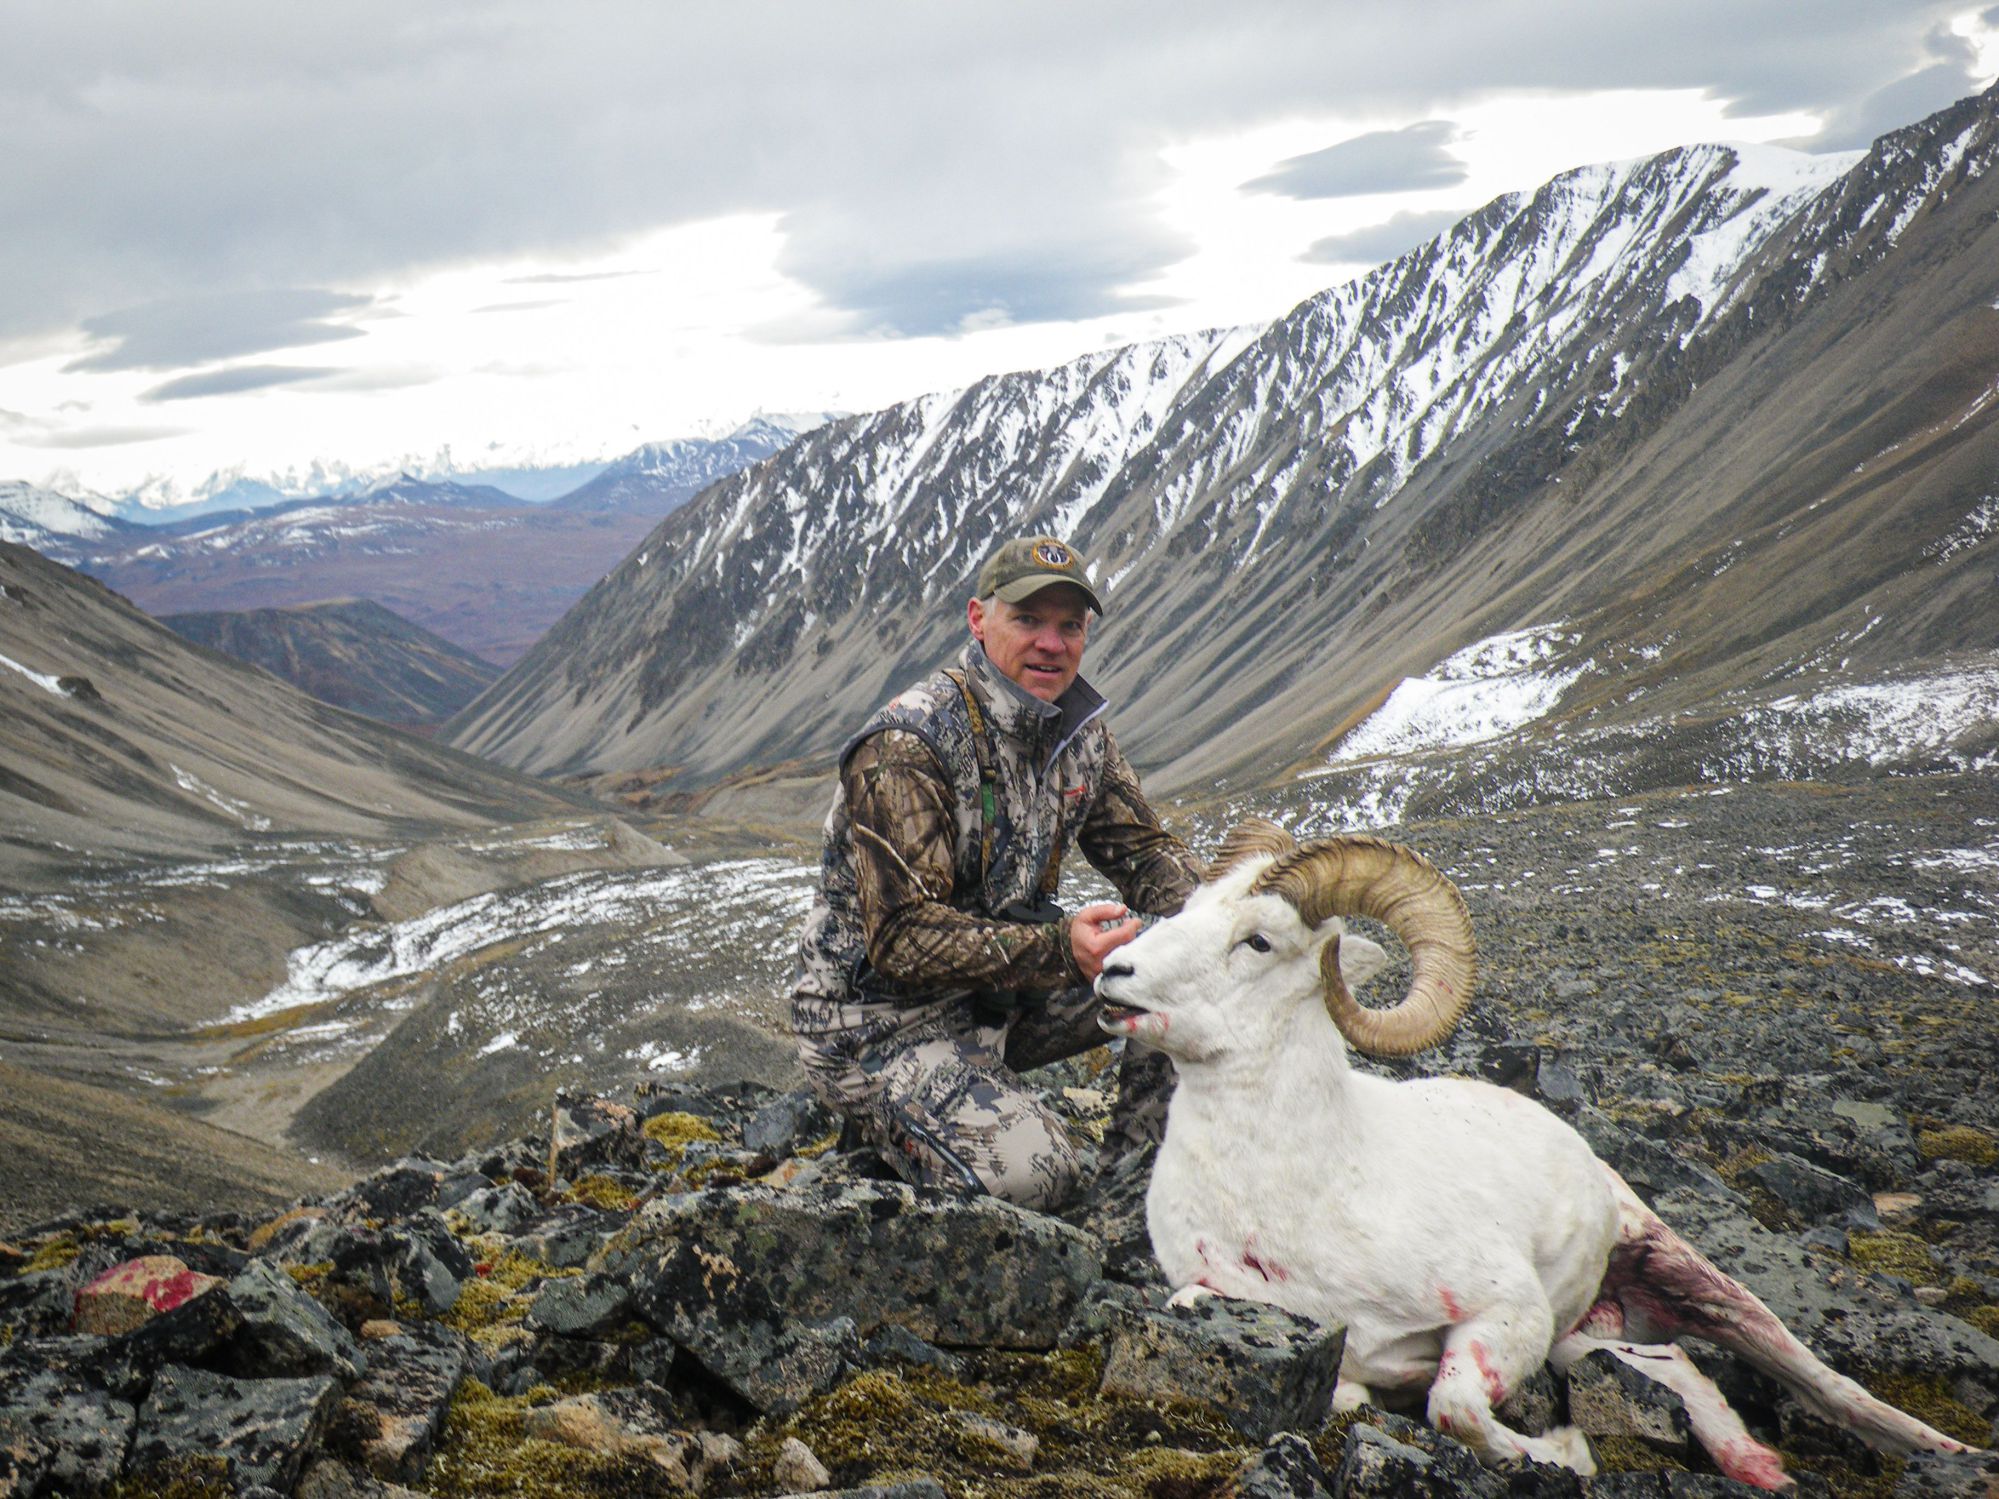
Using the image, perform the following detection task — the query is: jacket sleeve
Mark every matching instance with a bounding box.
[1078,728,1203,918]
[846,729,1084,995]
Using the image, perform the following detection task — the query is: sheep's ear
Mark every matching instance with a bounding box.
[1337,934,1391,991]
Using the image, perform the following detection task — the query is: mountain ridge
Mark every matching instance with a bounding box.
[446,82,1999,800]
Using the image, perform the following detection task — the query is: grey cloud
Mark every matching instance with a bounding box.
[1303,209,1469,267]
[139,365,333,402]
[474,299,564,314]
[1249,122,1467,200]
[1799,26,1988,149]
[0,406,29,429]
[66,289,372,374]
[0,2,1987,347]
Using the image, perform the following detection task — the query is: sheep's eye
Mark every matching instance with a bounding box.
[1242,933,1272,953]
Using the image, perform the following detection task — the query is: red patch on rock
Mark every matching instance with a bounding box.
[74,1255,222,1336]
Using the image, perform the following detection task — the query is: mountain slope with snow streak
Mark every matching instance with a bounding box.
[450,84,1999,802]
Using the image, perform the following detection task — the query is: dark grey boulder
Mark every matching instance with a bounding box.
[525,1269,634,1338]
[552,1092,648,1174]
[512,1203,624,1268]
[1097,1295,1346,1442]
[320,1209,472,1317]
[327,1321,469,1484]
[226,1257,366,1380]
[131,1362,341,1494]
[450,1181,541,1236]
[0,1269,80,1342]
[660,1312,863,1415]
[335,1159,452,1224]
[0,1358,136,1496]
[742,1088,833,1156]
[1741,1151,1879,1228]
[1891,1447,1999,1498]
[1228,1431,1336,1497]
[860,1322,966,1378]
[598,1181,1102,1350]
[1566,1347,1694,1457]
[1332,1419,1505,1499]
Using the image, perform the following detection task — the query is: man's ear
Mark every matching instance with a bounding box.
[967,596,986,644]
[1338,934,1391,991]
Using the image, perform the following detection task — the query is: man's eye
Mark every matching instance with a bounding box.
[1242,934,1271,953]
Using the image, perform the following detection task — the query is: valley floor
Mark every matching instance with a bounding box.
[2,768,1993,1242]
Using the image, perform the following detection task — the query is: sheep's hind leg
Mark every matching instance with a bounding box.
[1551,1332,1791,1490]
[1599,1168,1981,1459]
[1427,1302,1595,1476]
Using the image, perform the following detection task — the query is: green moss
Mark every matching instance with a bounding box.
[105,1456,236,1497]
[1849,1230,1945,1287]
[20,1236,79,1274]
[795,1131,839,1159]
[1964,1305,1999,1339]
[1917,1125,1998,1167]
[1853,1371,1990,1447]
[568,1174,640,1212]
[438,1249,577,1349]
[1590,1434,1690,1473]
[642,1111,723,1175]
[423,1378,665,1498]
[763,1345,1262,1497]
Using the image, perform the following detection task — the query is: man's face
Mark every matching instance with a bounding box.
[968,584,1092,702]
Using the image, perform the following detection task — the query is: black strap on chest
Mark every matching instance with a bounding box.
[945,668,1063,901]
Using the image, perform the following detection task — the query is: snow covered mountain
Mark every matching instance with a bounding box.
[0,481,144,566]
[547,413,836,515]
[449,83,1999,802]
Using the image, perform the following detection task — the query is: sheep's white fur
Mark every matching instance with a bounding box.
[1097,854,1983,1486]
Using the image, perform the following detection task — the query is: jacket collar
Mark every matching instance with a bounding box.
[960,641,1107,757]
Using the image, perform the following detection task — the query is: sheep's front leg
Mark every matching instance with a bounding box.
[1428,1298,1595,1476]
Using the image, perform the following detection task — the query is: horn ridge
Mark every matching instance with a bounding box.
[1251,835,1477,1057]
[1206,817,1298,882]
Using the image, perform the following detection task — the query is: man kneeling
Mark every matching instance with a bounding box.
[790,535,1202,1208]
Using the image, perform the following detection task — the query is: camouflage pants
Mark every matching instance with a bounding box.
[798,987,1175,1211]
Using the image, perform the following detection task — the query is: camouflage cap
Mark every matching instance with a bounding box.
[974,536,1105,615]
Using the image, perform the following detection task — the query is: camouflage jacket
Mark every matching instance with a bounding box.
[791,641,1201,1056]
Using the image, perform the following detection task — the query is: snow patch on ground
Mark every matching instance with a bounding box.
[0,651,70,697]
[1317,624,1587,766]
[229,856,816,1023]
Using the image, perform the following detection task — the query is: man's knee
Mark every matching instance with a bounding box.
[979,1115,1085,1211]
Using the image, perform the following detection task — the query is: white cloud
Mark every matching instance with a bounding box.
[0,0,1991,497]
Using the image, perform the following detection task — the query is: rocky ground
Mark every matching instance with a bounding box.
[2,1065,1994,1499]
[2,767,1996,1496]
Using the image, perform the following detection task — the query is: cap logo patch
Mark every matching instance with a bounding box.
[1033,541,1071,568]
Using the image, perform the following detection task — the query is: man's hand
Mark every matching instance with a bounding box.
[1070,900,1141,982]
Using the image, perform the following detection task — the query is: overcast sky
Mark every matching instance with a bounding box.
[4,2,1996,504]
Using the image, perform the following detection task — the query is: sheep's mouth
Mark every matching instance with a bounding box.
[1096,1001,1149,1029]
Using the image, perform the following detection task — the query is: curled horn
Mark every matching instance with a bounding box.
[1250,836,1477,1057]
[1205,818,1298,881]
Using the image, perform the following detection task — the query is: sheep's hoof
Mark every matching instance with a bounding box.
[1517,1425,1596,1476]
[1167,1283,1221,1310]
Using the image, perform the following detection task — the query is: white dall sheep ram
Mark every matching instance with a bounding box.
[1095,821,1984,1487]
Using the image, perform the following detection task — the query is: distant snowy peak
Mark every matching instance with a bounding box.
[0,481,142,562]
[549,418,834,515]
[355,473,524,508]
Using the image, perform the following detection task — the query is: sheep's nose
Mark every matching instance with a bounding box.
[1100,960,1135,981]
